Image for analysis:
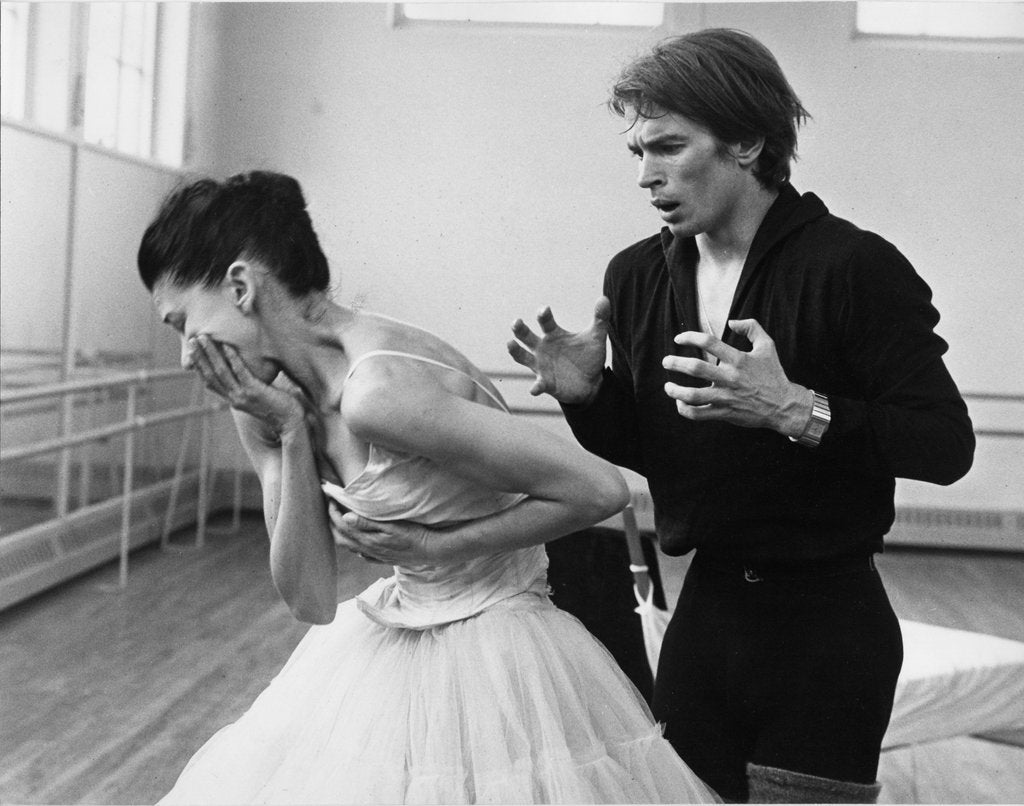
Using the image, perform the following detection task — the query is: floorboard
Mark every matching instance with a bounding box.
[1,513,1021,804]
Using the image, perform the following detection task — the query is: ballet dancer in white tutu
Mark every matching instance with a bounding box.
[139,171,718,805]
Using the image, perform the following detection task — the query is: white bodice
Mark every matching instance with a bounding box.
[321,350,549,630]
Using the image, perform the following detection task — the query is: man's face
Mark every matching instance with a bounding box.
[626,108,747,240]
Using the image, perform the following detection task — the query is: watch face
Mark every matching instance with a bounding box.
[792,392,829,447]
[801,394,830,446]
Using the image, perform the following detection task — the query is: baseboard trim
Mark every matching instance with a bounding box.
[616,486,1022,553]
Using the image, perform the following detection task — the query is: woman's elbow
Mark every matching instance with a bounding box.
[585,467,630,522]
[274,569,337,624]
[289,595,337,625]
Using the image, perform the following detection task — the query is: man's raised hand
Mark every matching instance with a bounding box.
[661,318,812,436]
[507,297,610,405]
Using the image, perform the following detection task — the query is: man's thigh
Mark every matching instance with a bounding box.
[653,567,752,802]
[653,558,903,800]
[750,568,904,784]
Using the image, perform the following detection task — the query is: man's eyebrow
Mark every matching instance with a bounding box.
[640,133,685,148]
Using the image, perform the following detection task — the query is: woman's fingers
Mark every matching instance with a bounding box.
[342,512,390,534]
[327,509,421,566]
[197,336,239,386]
[221,342,255,380]
[189,338,232,398]
[221,343,275,396]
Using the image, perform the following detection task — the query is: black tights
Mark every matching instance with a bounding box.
[652,552,903,803]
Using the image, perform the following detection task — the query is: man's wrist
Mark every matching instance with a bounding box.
[789,390,831,448]
[559,372,605,409]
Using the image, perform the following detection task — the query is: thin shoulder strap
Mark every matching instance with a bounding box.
[345,350,509,413]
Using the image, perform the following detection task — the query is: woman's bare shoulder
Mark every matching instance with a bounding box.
[351,313,495,394]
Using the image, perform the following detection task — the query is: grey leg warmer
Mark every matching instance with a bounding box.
[747,762,882,804]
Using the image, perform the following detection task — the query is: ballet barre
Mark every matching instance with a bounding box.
[0,367,231,603]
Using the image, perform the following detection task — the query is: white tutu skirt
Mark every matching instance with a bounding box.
[160,593,718,804]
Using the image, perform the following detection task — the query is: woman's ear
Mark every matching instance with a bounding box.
[728,136,765,169]
[225,261,256,314]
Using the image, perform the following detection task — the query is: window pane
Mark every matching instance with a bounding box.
[133,2,156,157]
[857,1,1024,39]
[83,2,123,146]
[31,3,74,131]
[87,3,122,62]
[403,2,664,27]
[84,8,120,150]
[121,2,147,68]
[154,4,191,165]
[1,2,30,118]
[83,1,158,157]
[3,0,187,164]
[117,68,142,155]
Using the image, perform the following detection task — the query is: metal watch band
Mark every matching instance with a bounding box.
[790,391,831,448]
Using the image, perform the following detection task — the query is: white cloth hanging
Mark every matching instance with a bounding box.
[622,505,672,679]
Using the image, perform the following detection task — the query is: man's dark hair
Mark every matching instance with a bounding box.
[609,28,809,189]
[138,171,330,296]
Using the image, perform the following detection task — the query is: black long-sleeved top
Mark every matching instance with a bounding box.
[564,184,975,562]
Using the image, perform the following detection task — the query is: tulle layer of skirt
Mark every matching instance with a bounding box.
[160,594,718,804]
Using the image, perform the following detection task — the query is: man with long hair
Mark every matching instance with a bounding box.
[507,28,974,803]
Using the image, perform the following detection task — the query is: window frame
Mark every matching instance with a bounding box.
[852,1,1024,48]
[0,1,194,169]
[389,2,666,30]
[1,2,32,119]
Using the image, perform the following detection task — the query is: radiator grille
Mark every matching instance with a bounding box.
[0,539,57,580]
[58,520,115,554]
[894,507,1007,531]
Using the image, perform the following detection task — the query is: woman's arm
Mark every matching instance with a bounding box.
[336,361,629,565]
[234,411,339,623]
[193,336,338,624]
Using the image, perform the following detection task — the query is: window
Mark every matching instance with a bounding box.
[83,2,159,157]
[1,2,29,118]
[32,3,76,132]
[0,1,192,166]
[400,2,664,27]
[856,1,1024,40]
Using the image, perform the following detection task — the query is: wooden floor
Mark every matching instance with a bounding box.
[0,514,389,805]
[1,513,1022,804]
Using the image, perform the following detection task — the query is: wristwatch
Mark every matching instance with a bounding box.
[790,390,831,448]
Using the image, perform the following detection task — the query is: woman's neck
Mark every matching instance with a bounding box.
[269,297,356,411]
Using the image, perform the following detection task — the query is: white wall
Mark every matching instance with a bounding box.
[191,2,1023,389]
[0,126,186,363]
[186,2,1023,513]
[190,3,696,368]
[0,5,224,485]
[0,129,72,354]
[4,3,1018,516]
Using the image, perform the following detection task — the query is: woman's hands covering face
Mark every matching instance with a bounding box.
[189,334,305,437]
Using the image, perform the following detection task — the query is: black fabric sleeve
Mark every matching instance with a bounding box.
[560,262,645,473]
[818,233,975,485]
[561,367,644,472]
